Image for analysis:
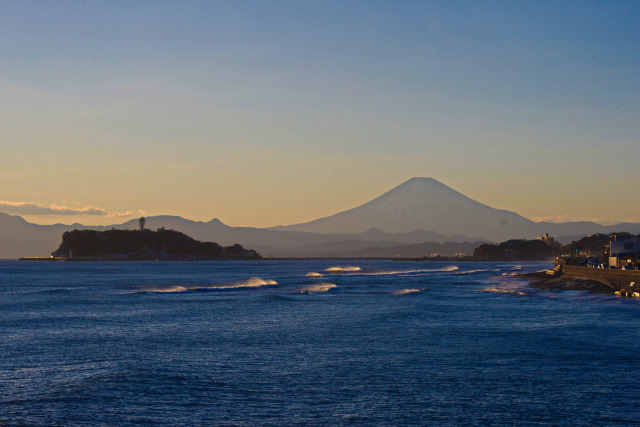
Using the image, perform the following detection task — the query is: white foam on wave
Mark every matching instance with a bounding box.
[390,288,422,295]
[305,272,324,278]
[238,278,278,287]
[148,286,188,293]
[356,265,459,276]
[480,284,527,296]
[208,278,278,290]
[298,283,337,294]
[452,269,499,275]
[144,278,277,293]
[324,266,362,273]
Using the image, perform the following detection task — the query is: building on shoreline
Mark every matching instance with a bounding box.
[609,239,640,269]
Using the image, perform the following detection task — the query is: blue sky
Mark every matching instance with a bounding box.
[1,1,638,226]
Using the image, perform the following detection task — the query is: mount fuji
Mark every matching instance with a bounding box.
[272,177,540,241]
[2,177,640,259]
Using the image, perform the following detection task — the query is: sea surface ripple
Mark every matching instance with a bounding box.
[1,260,639,425]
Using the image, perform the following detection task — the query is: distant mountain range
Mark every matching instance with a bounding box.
[2,177,639,259]
[272,177,534,238]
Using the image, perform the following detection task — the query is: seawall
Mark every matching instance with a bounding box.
[560,265,640,296]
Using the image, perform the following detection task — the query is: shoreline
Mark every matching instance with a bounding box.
[519,266,640,297]
[518,270,615,294]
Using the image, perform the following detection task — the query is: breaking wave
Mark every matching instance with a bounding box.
[355,266,459,276]
[305,272,324,278]
[480,285,528,296]
[148,286,188,293]
[200,278,278,291]
[143,278,278,293]
[452,269,499,275]
[225,278,278,288]
[297,283,338,294]
[390,288,422,295]
[324,266,362,273]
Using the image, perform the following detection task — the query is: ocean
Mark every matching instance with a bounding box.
[1,259,639,425]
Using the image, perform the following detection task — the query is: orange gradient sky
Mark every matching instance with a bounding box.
[1,1,639,227]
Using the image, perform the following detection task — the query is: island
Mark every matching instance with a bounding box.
[472,238,556,261]
[48,228,261,261]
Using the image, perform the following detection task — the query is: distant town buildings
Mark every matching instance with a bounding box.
[537,233,556,247]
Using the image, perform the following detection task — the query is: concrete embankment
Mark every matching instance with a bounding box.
[521,265,640,297]
[561,265,640,296]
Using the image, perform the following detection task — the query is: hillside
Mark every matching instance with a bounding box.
[473,239,556,261]
[52,228,261,260]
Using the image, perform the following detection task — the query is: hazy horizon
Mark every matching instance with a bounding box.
[2,1,638,227]
[1,176,636,229]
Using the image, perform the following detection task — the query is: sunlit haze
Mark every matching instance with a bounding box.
[1,1,638,227]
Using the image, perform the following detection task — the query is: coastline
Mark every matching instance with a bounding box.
[519,270,615,294]
[519,265,640,297]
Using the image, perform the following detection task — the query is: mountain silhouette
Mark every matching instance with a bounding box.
[0,212,70,258]
[273,177,538,240]
[2,178,640,259]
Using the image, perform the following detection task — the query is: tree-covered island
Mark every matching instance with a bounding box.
[51,228,261,260]
[473,239,556,261]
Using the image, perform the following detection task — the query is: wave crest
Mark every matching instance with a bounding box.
[298,283,337,294]
[390,289,421,295]
[233,278,278,288]
[305,272,324,278]
[324,266,361,273]
[144,278,278,293]
[480,285,527,296]
[452,269,498,275]
[204,278,278,290]
[357,266,459,276]
[148,286,188,293]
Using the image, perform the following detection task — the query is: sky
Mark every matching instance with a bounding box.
[1,0,639,227]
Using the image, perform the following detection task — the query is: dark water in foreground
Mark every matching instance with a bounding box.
[1,260,639,425]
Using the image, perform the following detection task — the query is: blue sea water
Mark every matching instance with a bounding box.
[1,259,639,426]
